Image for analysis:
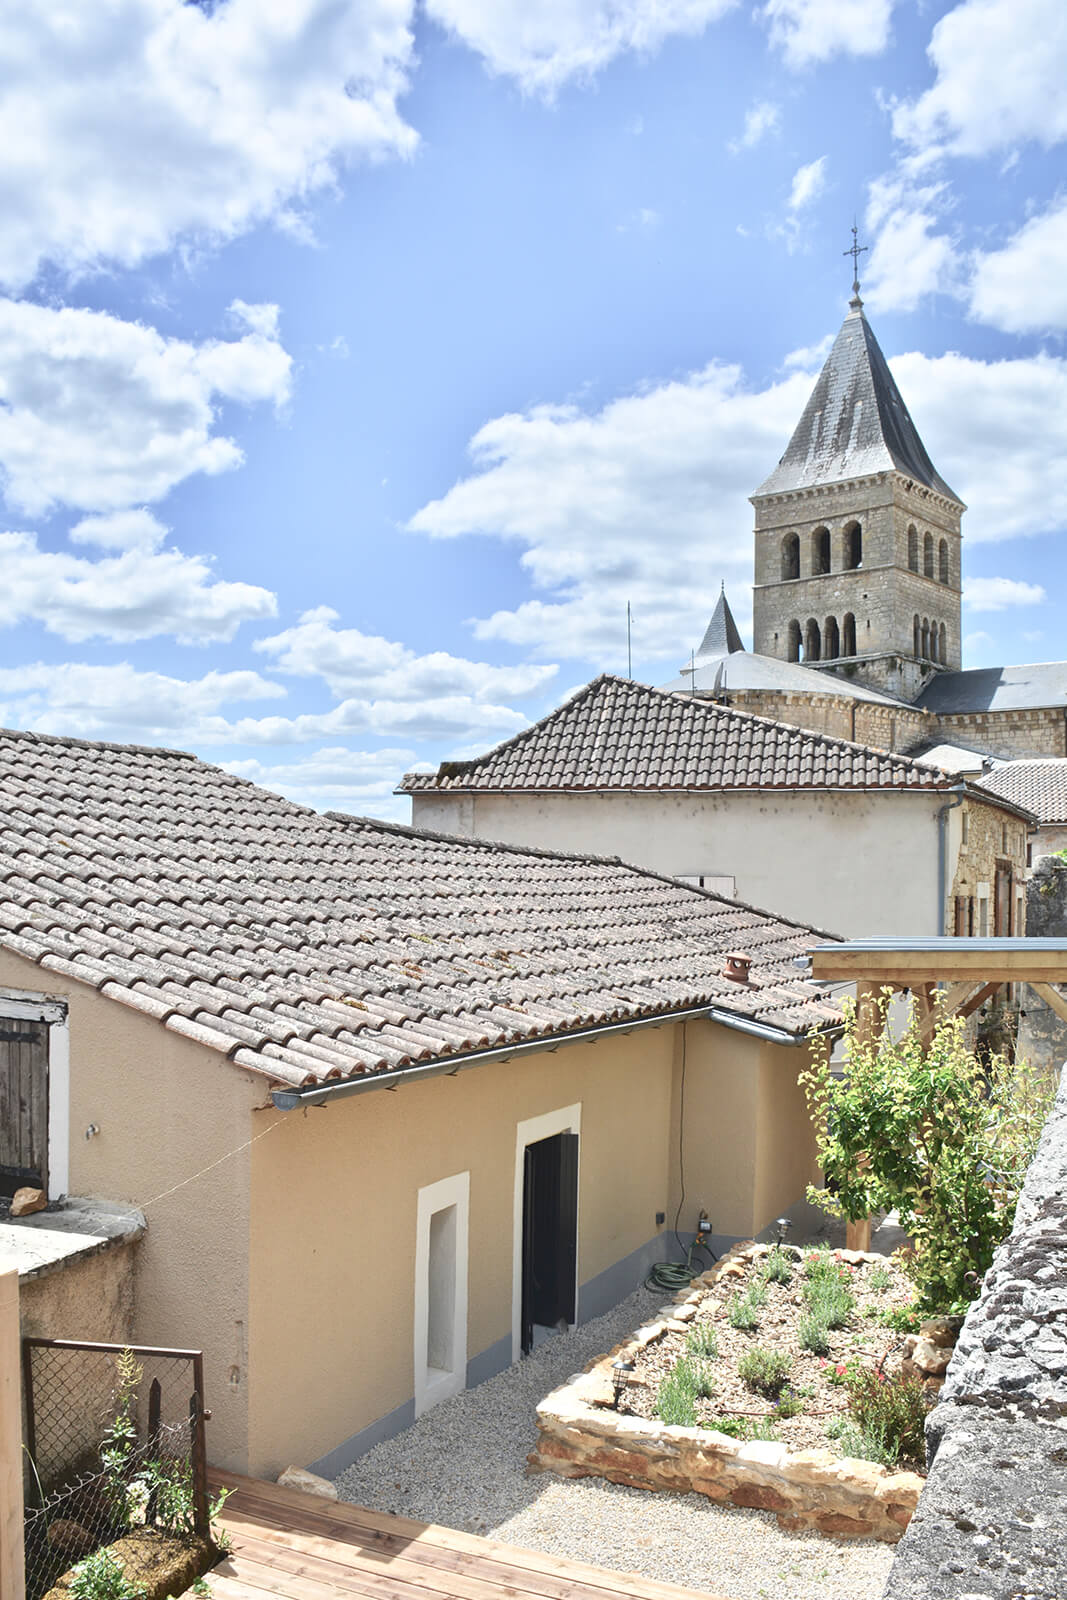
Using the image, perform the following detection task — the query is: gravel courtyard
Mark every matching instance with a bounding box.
[334,1284,895,1600]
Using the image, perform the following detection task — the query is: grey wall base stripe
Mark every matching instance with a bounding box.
[306,1231,746,1478]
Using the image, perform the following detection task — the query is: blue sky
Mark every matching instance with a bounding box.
[1,0,1065,817]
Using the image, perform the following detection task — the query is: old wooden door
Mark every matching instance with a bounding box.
[0,1016,48,1194]
[994,863,1013,936]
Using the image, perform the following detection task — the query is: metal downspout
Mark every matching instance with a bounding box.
[936,784,968,934]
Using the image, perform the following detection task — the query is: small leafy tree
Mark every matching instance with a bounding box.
[801,992,1054,1311]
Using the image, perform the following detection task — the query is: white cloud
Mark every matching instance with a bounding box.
[407,348,1067,662]
[0,660,284,742]
[862,175,954,312]
[729,100,780,153]
[969,199,1067,332]
[788,156,827,212]
[762,0,893,69]
[68,509,168,551]
[408,362,811,660]
[221,696,531,746]
[0,530,277,644]
[424,0,736,97]
[0,1,418,289]
[963,577,1046,611]
[0,297,291,516]
[256,606,557,701]
[223,747,415,814]
[783,333,833,370]
[893,0,1067,159]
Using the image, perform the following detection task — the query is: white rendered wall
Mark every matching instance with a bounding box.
[411,790,946,938]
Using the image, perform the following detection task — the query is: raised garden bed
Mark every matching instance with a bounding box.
[530,1241,942,1543]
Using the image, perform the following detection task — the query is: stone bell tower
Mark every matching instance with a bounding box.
[750,255,964,703]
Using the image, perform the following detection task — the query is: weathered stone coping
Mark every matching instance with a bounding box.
[529,1241,923,1544]
[883,1068,1067,1599]
[0,1195,145,1282]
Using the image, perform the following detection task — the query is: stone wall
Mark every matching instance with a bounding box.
[947,798,1028,936]
[720,687,933,754]
[883,1070,1067,1599]
[936,707,1067,760]
[530,1242,923,1544]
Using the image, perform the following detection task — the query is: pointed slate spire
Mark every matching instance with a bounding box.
[695,584,745,662]
[753,302,962,504]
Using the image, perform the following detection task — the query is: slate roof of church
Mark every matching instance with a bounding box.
[916,662,1067,714]
[695,587,745,660]
[0,727,844,1090]
[753,300,963,504]
[400,674,959,795]
[976,761,1067,825]
[658,649,914,706]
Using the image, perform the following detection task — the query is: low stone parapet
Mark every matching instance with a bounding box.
[529,1243,924,1544]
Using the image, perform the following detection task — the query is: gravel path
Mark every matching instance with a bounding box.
[335,1286,894,1600]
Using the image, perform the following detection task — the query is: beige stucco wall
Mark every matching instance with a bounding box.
[411,789,945,938]
[18,1240,137,1343]
[0,949,262,1469]
[671,1023,819,1241]
[246,1024,678,1476]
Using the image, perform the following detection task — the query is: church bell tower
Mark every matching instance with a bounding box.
[750,246,964,703]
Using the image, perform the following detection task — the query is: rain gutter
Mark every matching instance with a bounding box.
[269,1003,823,1110]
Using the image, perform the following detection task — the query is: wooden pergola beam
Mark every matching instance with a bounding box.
[1032,984,1067,1028]
[810,939,1067,987]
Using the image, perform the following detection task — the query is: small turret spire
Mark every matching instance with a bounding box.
[844,221,868,309]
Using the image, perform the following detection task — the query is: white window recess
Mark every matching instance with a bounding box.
[414,1172,469,1417]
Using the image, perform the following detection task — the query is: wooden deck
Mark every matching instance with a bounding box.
[204,1471,731,1600]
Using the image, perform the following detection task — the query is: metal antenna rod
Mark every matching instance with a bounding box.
[627,601,632,679]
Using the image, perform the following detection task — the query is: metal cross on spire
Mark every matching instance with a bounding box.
[844,221,868,303]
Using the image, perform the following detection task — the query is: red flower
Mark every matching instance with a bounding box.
[835,1363,848,1376]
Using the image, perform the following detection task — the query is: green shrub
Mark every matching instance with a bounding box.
[867,1262,892,1293]
[69,1549,145,1600]
[706,1415,779,1442]
[656,1368,697,1426]
[771,1385,805,1418]
[726,1278,767,1330]
[685,1323,719,1360]
[804,1275,854,1330]
[761,1247,794,1285]
[802,993,1056,1310]
[825,1417,893,1465]
[846,1368,929,1467]
[797,1312,831,1355]
[737,1346,792,1396]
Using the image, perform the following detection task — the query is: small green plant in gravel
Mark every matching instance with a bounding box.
[685,1323,719,1360]
[706,1415,780,1443]
[825,1417,892,1466]
[737,1345,792,1397]
[797,1312,832,1355]
[656,1356,715,1424]
[771,1384,807,1419]
[867,1262,893,1293]
[847,1367,929,1467]
[760,1246,794,1285]
[726,1277,767,1330]
[69,1549,145,1600]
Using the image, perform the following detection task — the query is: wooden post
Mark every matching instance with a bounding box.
[0,1268,26,1600]
[845,981,885,1254]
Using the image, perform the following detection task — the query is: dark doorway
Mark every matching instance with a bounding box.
[0,1016,48,1195]
[521,1131,578,1355]
[995,863,1013,936]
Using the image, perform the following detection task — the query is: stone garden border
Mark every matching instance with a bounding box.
[529,1242,925,1544]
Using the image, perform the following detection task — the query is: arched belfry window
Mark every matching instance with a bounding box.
[844,521,862,570]
[907,525,919,572]
[921,619,930,659]
[812,527,830,575]
[805,618,821,662]
[824,616,840,659]
[787,620,802,662]
[938,538,949,585]
[939,621,947,663]
[923,532,934,578]
[842,613,856,656]
[913,614,921,656]
[781,533,800,581]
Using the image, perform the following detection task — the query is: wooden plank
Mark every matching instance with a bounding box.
[219,1499,713,1600]
[210,1475,726,1600]
[0,1270,25,1600]
[1032,984,1067,1028]
[224,1528,534,1600]
[811,950,1067,984]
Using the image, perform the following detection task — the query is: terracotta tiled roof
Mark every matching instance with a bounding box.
[400,675,955,795]
[0,728,842,1090]
[977,760,1067,825]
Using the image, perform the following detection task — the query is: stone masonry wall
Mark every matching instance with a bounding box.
[721,687,933,754]
[936,708,1067,761]
[530,1242,923,1544]
[1016,856,1067,1076]
[883,1070,1067,1599]
[947,799,1028,936]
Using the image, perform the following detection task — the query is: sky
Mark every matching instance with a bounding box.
[1,0,1065,820]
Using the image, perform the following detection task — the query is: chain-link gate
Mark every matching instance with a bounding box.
[21,1338,208,1600]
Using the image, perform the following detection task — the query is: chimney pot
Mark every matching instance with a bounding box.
[723,951,754,984]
